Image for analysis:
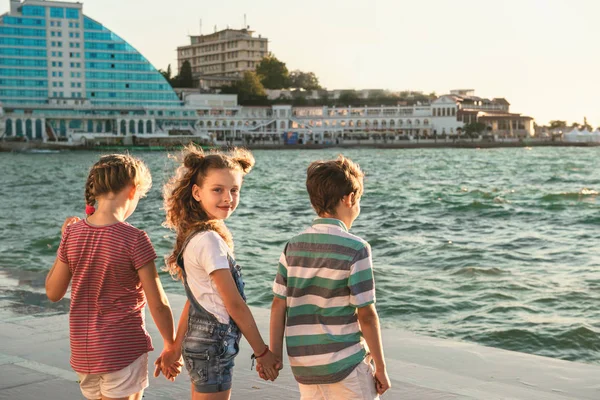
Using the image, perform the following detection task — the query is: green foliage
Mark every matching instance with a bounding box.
[289,70,321,90]
[159,64,172,83]
[178,61,194,88]
[463,122,486,135]
[220,71,267,104]
[238,71,266,97]
[256,54,290,89]
[337,90,361,106]
[549,120,567,129]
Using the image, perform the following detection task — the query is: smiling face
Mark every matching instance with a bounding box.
[192,167,243,221]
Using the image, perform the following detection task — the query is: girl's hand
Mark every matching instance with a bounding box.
[256,358,283,381]
[256,350,280,381]
[154,347,183,381]
[61,216,81,236]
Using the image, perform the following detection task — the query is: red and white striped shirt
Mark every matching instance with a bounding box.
[58,219,156,374]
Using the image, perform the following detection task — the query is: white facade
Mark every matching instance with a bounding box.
[181,95,465,145]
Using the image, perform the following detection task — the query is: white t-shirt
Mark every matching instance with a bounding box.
[182,231,232,324]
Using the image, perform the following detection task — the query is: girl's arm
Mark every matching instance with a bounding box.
[45,216,79,302]
[138,261,176,347]
[45,257,72,302]
[155,300,189,380]
[211,269,280,381]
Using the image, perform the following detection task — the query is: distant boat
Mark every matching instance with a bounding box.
[26,149,61,154]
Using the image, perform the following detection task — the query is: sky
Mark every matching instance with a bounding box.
[4,0,600,127]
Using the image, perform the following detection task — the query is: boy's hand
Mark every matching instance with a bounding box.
[256,359,283,380]
[61,216,80,236]
[374,368,391,395]
[154,346,183,381]
[255,350,281,381]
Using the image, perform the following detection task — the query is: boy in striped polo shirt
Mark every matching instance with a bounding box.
[269,155,391,399]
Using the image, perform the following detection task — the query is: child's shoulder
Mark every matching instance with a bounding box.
[291,225,370,251]
[336,230,371,253]
[117,221,147,236]
[188,230,225,247]
[108,222,152,244]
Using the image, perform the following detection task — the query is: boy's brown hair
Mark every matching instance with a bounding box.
[306,155,364,216]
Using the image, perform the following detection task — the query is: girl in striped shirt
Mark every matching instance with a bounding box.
[45,154,180,400]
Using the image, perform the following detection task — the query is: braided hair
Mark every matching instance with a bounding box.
[85,154,152,212]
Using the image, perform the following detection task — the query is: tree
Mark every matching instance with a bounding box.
[549,120,567,129]
[238,71,266,96]
[235,71,267,104]
[217,71,267,104]
[317,90,331,106]
[256,54,290,89]
[582,117,593,132]
[159,64,172,84]
[291,90,308,106]
[178,61,193,88]
[337,90,360,106]
[289,70,321,90]
[463,122,486,141]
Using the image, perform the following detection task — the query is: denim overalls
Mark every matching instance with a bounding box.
[177,232,246,393]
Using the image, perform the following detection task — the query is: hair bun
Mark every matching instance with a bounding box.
[230,148,255,174]
[183,149,205,170]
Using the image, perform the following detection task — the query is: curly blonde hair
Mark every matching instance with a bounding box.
[85,154,152,209]
[163,144,255,280]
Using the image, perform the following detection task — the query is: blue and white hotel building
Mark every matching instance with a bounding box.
[0,0,531,148]
[0,0,205,145]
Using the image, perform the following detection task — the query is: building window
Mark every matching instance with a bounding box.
[50,8,65,18]
[66,9,80,19]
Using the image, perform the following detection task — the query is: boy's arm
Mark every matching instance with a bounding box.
[271,249,289,361]
[350,243,391,394]
[270,296,287,361]
[357,304,390,394]
[138,261,176,347]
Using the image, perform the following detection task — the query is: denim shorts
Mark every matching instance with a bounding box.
[182,316,241,393]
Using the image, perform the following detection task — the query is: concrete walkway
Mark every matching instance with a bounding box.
[1,273,599,399]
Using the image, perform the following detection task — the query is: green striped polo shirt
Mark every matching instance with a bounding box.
[273,218,376,385]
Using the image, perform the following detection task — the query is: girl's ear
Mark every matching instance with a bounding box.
[192,184,201,202]
[127,184,137,200]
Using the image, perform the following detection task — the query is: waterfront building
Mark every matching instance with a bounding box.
[177,28,268,90]
[0,1,533,148]
[0,0,206,145]
[184,94,464,146]
[450,89,534,137]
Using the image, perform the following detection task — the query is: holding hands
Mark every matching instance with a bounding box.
[255,347,283,381]
[153,343,183,382]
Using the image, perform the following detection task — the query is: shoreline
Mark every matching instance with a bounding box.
[1,139,599,152]
[1,280,599,399]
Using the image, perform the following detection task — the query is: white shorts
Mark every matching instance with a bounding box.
[298,358,379,400]
[76,353,149,400]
